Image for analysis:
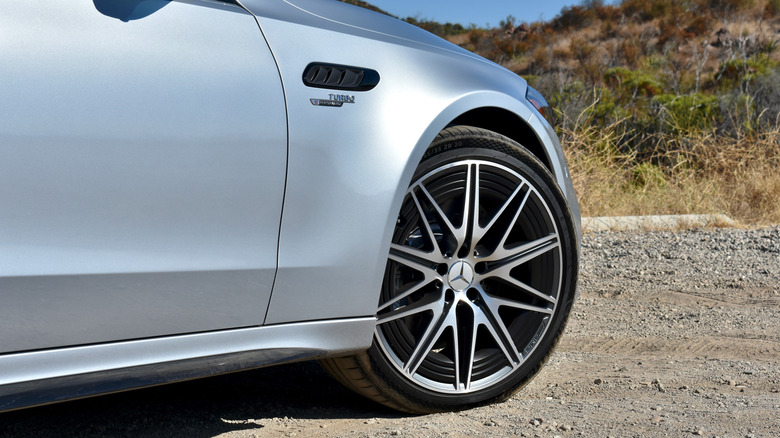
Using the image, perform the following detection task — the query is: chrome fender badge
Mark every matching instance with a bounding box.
[310,94,355,107]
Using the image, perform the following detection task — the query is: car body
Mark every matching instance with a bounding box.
[0,0,580,413]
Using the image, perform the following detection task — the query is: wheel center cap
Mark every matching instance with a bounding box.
[447,260,475,292]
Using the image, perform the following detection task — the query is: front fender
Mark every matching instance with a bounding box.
[249,0,575,324]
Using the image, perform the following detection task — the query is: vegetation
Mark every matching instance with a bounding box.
[342,0,780,224]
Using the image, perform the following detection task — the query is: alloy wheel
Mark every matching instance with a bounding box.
[376,159,563,393]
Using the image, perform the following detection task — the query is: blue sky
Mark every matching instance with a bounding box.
[365,0,619,28]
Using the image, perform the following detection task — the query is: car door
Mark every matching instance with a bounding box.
[0,0,287,353]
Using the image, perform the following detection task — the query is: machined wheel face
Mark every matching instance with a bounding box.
[376,157,564,394]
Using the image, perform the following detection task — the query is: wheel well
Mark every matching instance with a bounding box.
[449,107,552,171]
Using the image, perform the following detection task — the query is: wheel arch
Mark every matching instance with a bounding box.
[393,96,581,268]
[393,90,580,242]
[448,107,553,172]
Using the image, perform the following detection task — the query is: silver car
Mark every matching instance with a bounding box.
[0,0,580,413]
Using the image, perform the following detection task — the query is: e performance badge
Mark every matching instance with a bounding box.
[310,94,355,107]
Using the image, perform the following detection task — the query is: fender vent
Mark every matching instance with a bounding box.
[303,63,380,91]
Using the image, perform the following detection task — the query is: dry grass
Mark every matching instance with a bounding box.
[562,107,780,225]
[690,128,780,223]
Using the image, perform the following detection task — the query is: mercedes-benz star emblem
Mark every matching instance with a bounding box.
[447,260,474,292]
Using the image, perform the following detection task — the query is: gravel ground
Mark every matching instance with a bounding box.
[1,226,779,437]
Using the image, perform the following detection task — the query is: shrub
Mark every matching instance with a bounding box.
[622,0,677,20]
[631,162,668,189]
[767,0,780,16]
[604,67,664,98]
[685,16,709,36]
[653,93,721,134]
[618,40,641,67]
[551,6,594,31]
[530,46,550,69]
[708,0,755,14]
[717,55,776,92]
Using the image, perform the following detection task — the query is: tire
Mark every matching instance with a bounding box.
[321,126,578,413]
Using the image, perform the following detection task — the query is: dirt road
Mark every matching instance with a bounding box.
[2,227,779,437]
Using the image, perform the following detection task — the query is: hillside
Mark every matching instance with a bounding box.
[446,1,779,131]
[341,0,780,224]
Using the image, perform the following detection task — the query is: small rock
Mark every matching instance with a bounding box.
[594,378,603,385]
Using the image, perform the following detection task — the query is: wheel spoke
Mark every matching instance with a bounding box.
[417,183,461,248]
[416,163,473,250]
[461,163,475,250]
[405,301,456,375]
[471,181,526,257]
[488,233,560,267]
[489,189,532,261]
[388,244,441,274]
[377,277,434,314]
[377,290,442,324]
[474,304,521,369]
[485,268,556,304]
[410,191,446,260]
[482,292,553,315]
[449,311,462,390]
[468,164,481,254]
[479,232,560,304]
[461,306,477,390]
[381,245,444,313]
[477,284,547,361]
